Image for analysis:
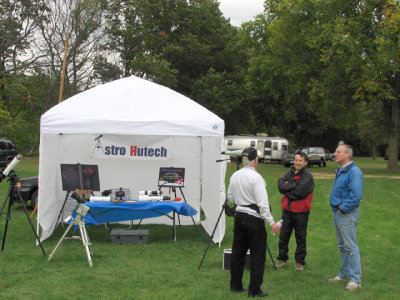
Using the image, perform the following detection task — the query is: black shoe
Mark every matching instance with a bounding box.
[248,290,268,297]
[231,288,248,293]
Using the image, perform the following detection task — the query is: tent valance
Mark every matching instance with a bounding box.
[41,76,224,137]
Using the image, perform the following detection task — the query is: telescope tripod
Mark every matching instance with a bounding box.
[0,171,46,255]
[48,203,93,267]
[198,199,277,270]
[198,157,277,270]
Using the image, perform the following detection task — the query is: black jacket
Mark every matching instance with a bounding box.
[278,168,315,201]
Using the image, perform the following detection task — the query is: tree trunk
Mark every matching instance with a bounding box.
[386,99,400,171]
[372,144,376,160]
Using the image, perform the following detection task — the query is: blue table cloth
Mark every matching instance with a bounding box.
[73,201,197,226]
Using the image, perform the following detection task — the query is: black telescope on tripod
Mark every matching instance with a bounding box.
[0,155,46,255]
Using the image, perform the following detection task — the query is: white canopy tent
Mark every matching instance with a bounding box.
[38,75,227,243]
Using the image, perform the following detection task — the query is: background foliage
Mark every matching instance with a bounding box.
[0,0,399,170]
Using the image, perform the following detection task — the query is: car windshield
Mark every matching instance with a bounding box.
[292,148,308,154]
[300,148,308,154]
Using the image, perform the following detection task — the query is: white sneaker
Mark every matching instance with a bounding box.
[328,276,348,282]
[345,281,362,291]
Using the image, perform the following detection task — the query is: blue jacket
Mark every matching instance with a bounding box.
[330,161,363,213]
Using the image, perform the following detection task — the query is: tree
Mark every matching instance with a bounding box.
[103,0,248,129]
[103,0,180,82]
[243,0,399,165]
[370,1,400,170]
[0,0,48,78]
[0,0,49,121]
[245,0,332,143]
[37,0,107,97]
[311,0,399,169]
[0,1,49,154]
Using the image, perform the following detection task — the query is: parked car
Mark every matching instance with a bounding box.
[283,147,327,167]
[324,149,334,161]
[0,137,18,168]
[12,176,38,209]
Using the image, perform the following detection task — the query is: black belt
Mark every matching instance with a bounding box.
[242,204,260,214]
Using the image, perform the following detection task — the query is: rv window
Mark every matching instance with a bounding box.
[227,140,232,146]
[265,141,272,148]
[250,141,256,147]
[273,142,278,150]
[282,145,288,151]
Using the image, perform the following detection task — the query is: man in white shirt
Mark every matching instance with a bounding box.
[228,147,281,297]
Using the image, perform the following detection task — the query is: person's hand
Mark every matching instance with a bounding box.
[271,223,281,235]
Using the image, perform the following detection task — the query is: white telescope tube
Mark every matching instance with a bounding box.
[2,154,23,177]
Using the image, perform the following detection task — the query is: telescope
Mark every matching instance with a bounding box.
[101,189,112,196]
[139,190,161,196]
[221,150,243,157]
[71,192,88,204]
[0,154,23,182]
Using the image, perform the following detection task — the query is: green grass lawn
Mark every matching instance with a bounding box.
[0,157,399,299]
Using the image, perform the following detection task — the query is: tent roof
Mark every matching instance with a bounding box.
[41,76,224,137]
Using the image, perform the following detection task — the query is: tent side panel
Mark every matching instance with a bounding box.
[200,136,226,243]
[38,133,64,241]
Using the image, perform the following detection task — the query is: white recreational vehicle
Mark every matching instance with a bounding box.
[224,135,289,163]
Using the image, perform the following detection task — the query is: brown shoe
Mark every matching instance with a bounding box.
[295,263,303,271]
[275,260,287,268]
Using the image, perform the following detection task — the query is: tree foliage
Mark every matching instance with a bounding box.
[101,0,249,132]
[0,0,399,171]
[37,0,108,97]
[243,0,399,168]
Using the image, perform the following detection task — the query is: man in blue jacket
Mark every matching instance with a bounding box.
[329,142,363,291]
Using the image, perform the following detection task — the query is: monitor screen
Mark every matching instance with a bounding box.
[60,164,100,191]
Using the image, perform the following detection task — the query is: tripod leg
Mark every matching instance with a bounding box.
[0,187,12,217]
[53,191,70,234]
[48,223,74,261]
[198,200,226,270]
[79,224,92,267]
[81,224,92,255]
[178,187,199,234]
[1,199,12,251]
[173,211,176,242]
[266,239,277,269]
[135,219,143,230]
[15,189,46,256]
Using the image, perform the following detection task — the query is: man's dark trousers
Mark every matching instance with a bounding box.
[277,209,310,265]
[230,212,266,294]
